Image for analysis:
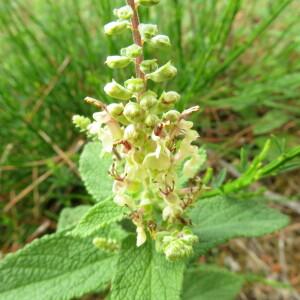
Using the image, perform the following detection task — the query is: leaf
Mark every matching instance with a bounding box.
[111,235,185,300]
[71,199,129,237]
[183,265,245,300]
[79,142,113,202]
[57,205,91,232]
[253,110,290,135]
[0,232,117,300]
[188,196,289,255]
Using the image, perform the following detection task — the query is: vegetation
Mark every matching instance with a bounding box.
[0,0,299,299]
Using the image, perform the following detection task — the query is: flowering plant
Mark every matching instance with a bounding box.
[1,1,299,300]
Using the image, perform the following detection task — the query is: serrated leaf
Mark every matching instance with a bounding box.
[57,205,91,232]
[0,232,117,300]
[71,199,129,237]
[189,196,289,255]
[111,235,185,300]
[79,142,113,201]
[183,265,245,300]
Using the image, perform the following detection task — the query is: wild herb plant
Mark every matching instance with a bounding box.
[0,1,300,300]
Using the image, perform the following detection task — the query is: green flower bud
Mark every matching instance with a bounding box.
[104,20,130,35]
[121,44,143,58]
[124,78,145,93]
[139,23,158,40]
[146,62,177,82]
[160,91,181,104]
[107,103,124,118]
[150,35,171,48]
[162,110,180,122]
[72,115,91,132]
[124,124,139,142]
[104,80,133,100]
[164,240,193,261]
[140,90,158,110]
[105,56,132,69]
[145,114,159,127]
[124,102,144,122]
[140,59,158,74]
[113,5,133,19]
[93,237,120,252]
[137,0,160,6]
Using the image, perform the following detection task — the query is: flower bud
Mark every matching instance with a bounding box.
[145,114,159,127]
[113,5,133,19]
[121,44,143,58]
[139,24,158,40]
[104,80,133,100]
[140,59,158,74]
[124,78,145,94]
[162,110,180,122]
[124,102,144,122]
[137,0,160,6]
[146,62,177,82]
[164,240,193,261]
[160,91,181,105]
[104,20,129,35]
[136,226,147,247]
[107,103,124,118]
[105,56,132,69]
[93,237,120,252]
[140,90,158,110]
[124,124,139,141]
[150,35,171,48]
[72,115,91,132]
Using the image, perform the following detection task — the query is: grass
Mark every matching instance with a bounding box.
[0,0,300,250]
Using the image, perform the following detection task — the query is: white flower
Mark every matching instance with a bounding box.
[136,226,147,247]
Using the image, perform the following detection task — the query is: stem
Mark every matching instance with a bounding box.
[127,0,145,80]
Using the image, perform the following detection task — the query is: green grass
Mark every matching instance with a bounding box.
[0,0,300,249]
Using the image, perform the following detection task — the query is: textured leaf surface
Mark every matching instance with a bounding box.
[79,142,112,201]
[0,233,116,300]
[57,205,91,232]
[183,265,245,300]
[71,199,128,237]
[189,196,289,255]
[111,235,185,300]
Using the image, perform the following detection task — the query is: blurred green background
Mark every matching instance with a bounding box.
[0,0,299,257]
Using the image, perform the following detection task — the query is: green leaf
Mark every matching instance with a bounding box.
[79,142,113,201]
[111,235,185,300]
[253,110,290,135]
[189,196,289,255]
[71,199,129,237]
[0,232,117,300]
[57,205,91,232]
[183,265,245,300]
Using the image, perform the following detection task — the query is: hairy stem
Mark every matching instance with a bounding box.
[127,0,145,80]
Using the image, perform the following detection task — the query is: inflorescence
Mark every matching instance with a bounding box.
[73,0,207,261]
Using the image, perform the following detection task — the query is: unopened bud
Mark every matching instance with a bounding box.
[72,115,91,132]
[104,20,129,35]
[105,56,132,69]
[121,44,143,58]
[150,35,171,48]
[124,124,139,141]
[140,90,158,110]
[140,59,158,74]
[113,5,133,19]
[124,102,144,122]
[124,78,145,94]
[104,80,133,100]
[107,103,124,117]
[145,114,159,127]
[93,237,120,252]
[139,23,158,40]
[146,62,177,82]
[162,110,180,122]
[137,0,160,6]
[160,91,181,105]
